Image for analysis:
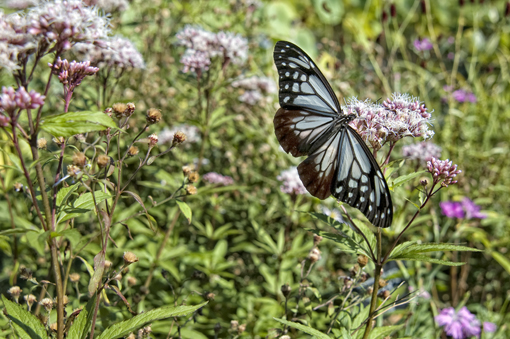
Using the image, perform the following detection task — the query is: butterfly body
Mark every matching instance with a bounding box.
[273,41,393,228]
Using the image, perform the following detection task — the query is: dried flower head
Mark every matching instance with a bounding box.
[35,137,47,149]
[104,260,112,269]
[40,297,53,312]
[19,266,33,280]
[97,154,110,168]
[186,184,197,195]
[24,294,37,310]
[67,164,81,177]
[281,283,291,298]
[230,320,239,332]
[238,324,246,334]
[146,108,162,125]
[308,247,321,263]
[114,273,122,281]
[8,286,22,302]
[148,133,158,147]
[182,165,193,176]
[112,102,128,118]
[0,86,45,115]
[357,254,368,267]
[172,131,186,145]
[277,167,307,195]
[69,273,80,283]
[123,251,138,265]
[72,151,87,168]
[127,146,139,156]
[427,158,461,187]
[313,234,323,246]
[188,171,199,183]
[53,136,65,145]
[402,141,441,164]
[203,172,234,186]
[159,125,200,145]
[378,290,390,299]
[346,93,433,150]
[127,276,137,286]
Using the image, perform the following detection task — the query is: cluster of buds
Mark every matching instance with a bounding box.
[426,157,461,187]
[48,58,99,92]
[112,102,135,119]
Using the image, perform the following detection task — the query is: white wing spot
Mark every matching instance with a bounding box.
[300,74,307,81]
[348,192,353,198]
[349,179,357,188]
[293,72,299,79]
[361,175,368,183]
[351,162,361,179]
[285,45,290,47]
[292,83,299,92]
[360,197,365,202]
[289,62,298,68]
[283,97,290,103]
[381,214,385,219]
[369,206,373,211]
[337,186,343,192]
[285,84,289,89]
[288,56,311,69]
[360,185,368,192]
[301,83,314,94]
[281,49,285,52]
[282,62,287,66]
[285,72,290,77]
[370,191,375,202]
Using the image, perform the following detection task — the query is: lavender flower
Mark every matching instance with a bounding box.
[461,198,486,219]
[83,0,129,12]
[158,125,200,145]
[413,38,433,51]
[180,50,211,73]
[27,0,110,51]
[0,86,45,114]
[277,167,307,195]
[435,307,495,339]
[73,35,145,70]
[345,93,433,150]
[0,11,36,71]
[1,0,38,9]
[48,58,99,91]
[203,172,234,186]
[232,76,276,105]
[238,90,263,105]
[452,89,477,103]
[402,141,441,164]
[440,201,465,218]
[426,157,461,187]
[215,31,248,65]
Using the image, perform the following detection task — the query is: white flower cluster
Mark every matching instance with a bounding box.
[159,124,201,145]
[402,141,441,164]
[277,167,307,195]
[231,76,276,105]
[84,0,129,12]
[176,25,248,74]
[73,35,145,69]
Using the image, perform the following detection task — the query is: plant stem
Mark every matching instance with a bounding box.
[362,230,383,339]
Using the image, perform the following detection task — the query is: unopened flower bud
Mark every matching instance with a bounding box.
[173,131,186,145]
[24,294,37,310]
[19,266,32,280]
[186,185,197,195]
[148,134,158,147]
[143,325,152,334]
[420,178,428,186]
[378,290,390,299]
[114,273,122,281]
[104,260,113,270]
[14,182,23,192]
[230,320,239,332]
[37,138,47,149]
[206,292,215,300]
[40,298,53,312]
[53,137,65,145]
[97,154,110,169]
[69,273,80,283]
[126,333,135,339]
[127,146,139,156]
[126,102,135,116]
[58,295,69,306]
[146,108,162,124]
[343,277,353,289]
[308,247,321,263]
[127,276,137,286]
[281,283,291,298]
[367,286,373,295]
[72,152,87,168]
[313,234,323,246]
[378,278,387,288]
[360,272,368,282]
[350,264,360,277]
[188,171,199,183]
[8,286,22,303]
[238,324,246,334]
[123,252,139,265]
[357,254,368,267]
[182,165,193,176]
[214,323,221,334]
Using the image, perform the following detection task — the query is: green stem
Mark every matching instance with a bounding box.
[362,230,383,339]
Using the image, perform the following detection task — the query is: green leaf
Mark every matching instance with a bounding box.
[123,191,154,231]
[0,228,37,236]
[56,184,79,207]
[67,294,97,339]
[389,243,481,260]
[58,191,111,223]
[390,171,426,189]
[40,111,118,137]
[312,0,344,25]
[76,256,95,277]
[1,295,48,339]
[273,318,331,339]
[389,253,465,266]
[88,251,105,296]
[367,325,403,339]
[176,200,192,224]
[490,251,510,275]
[96,302,207,339]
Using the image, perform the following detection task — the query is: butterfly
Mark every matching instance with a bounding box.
[273,41,393,228]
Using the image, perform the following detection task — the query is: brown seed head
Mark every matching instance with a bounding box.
[186,185,197,195]
[97,154,110,169]
[182,165,193,176]
[126,102,135,116]
[127,146,139,156]
[350,264,360,277]
[313,234,323,246]
[127,276,137,286]
[112,103,128,118]
[357,254,368,267]
[238,324,246,334]
[173,131,186,145]
[378,278,387,288]
[19,266,32,280]
[72,152,87,168]
[37,138,47,149]
[104,260,113,269]
[40,298,53,312]
[188,171,199,183]
[308,247,321,263]
[146,108,162,124]
[230,320,239,331]
[343,277,353,289]
[114,273,122,281]
[379,290,390,299]
[206,292,215,300]
[69,273,80,283]
[148,133,158,147]
[67,165,81,177]
[123,251,139,265]
[24,294,37,309]
[8,286,22,302]
[360,272,368,282]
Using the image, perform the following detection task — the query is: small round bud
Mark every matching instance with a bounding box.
[367,287,373,295]
[127,276,137,286]
[24,294,37,310]
[58,295,69,306]
[281,283,291,298]
[378,290,390,299]
[140,286,149,295]
[357,254,368,267]
[72,152,87,168]
[127,146,139,157]
[308,247,321,263]
[313,234,323,246]
[19,266,32,280]
[186,185,197,195]
[420,179,428,186]
[13,182,24,192]
[67,165,81,177]
[173,131,186,145]
[8,286,22,303]
[182,165,193,176]
[114,273,122,281]
[126,333,136,339]
[206,292,215,300]
[188,171,199,183]
[143,325,152,335]
[53,137,65,145]
[146,108,162,125]
[104,260,113,270]
[126,102,135,116]
[343,277,353,289]
[97,154,110,169]
[69,273,80,283]
[378,278,387,288]
[37,138,47,150]
[123,251,139,265]
[230,320,239,332]
[214,323,221,334]
[148,134,158,147]
[238,324,246,334]
[360,272,368,282]
[40,298,53,312]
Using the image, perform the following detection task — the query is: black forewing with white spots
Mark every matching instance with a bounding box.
[273,40,393,228]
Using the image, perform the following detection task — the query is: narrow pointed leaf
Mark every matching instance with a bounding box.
[40,111,118,137]
[273,318,331,338]
[1,295,48,339]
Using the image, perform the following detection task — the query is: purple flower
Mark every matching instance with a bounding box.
[461,198,486,219]
[436,307,481,339]
[346,93,434,150]
[180,50,211,73]
[426,157,461,187]
[83,0,130,13]
[277,167,307,195]
[483,322,497,333]
[413,38,433,51]
[402,141,442,164]
[203,172,234,186]
[48,58,99,91]
[74,35,145,70]
[238,90,263,105]
[452,89,477,103]
[232,76,276,105]
[0,86,45,114]
[440,201,465,218]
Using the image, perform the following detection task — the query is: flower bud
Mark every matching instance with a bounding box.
[360,272,368,282]
[67,165,81,177]
[230,320,239,332]
[126,102,135,116]
[313,234,323,246]
[182,165,193,176]
[188,171,199,183]
[104,260,113,270]
[24,294,37,310]
[238,324,246,334]
[357,254,368,267]
[206,292,215,300]
[281,283,291,298]
[146,108,162,125]
[37,138,47,150]
[19,266,32,280]
[14,182,23,192]
[53,137,65,146]
[350,264,360,277]
[114,273,122,281]
[378,278,387,288]
[40,298,53,312]
[72,152,87,168]
[113,103,128,118]
[308,247,321,263]
[69,273,80,283]
[173,131,186,145]
[127,146,139,157]
[8,286,22,303]
[123,252,139,265]
[343,277,353,289]
[97,154,110,169]
[148,134,158,147]
[127,276,137,286]
[378,290,390,299]
[186,185,197,195]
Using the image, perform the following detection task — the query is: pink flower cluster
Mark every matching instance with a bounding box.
[232,76,276,105]
[203,172,234,186]
[436,307,496,339]
[413,38,433,51]
[402,141,441,164]
[176,26,248,74]
[346,93,434,150]
[0,86,45,114]
[49,57,99,90]
[426,157,461,187]
[73,35,145,70]
[440,198,486,219]
[83,0,129,12]
[277,167,307,195]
